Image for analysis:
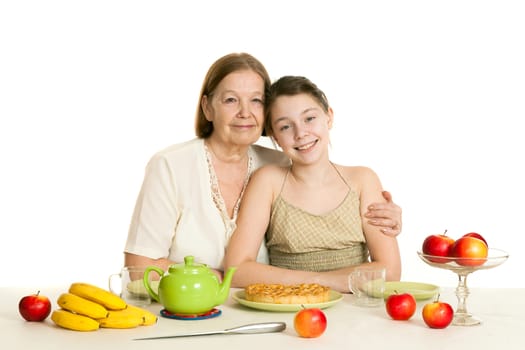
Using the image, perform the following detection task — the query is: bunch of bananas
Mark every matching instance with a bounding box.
[51,282,157,331]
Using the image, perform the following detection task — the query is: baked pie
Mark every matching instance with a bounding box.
[244,283,331,304]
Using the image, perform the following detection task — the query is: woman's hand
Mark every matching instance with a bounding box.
[365,191,402,237]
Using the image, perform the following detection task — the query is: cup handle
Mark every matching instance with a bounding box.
[108,273,121,295]
[143,266,163,302]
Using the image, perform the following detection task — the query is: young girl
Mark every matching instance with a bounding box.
[224,76,401,293]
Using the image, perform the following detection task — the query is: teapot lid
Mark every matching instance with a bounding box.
[168,255,208,273]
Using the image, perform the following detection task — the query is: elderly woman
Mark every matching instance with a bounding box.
[123,53,402,277]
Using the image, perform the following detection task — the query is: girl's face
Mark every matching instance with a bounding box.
[270,93,333,163]
[202,70,265,146]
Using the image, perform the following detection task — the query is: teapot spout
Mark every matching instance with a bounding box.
[217,266,237,303]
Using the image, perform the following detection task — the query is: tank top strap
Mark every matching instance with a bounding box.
[330,162,350,189]
[278,166,291,196]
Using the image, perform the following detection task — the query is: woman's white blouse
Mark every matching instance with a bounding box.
[124,138,289,270]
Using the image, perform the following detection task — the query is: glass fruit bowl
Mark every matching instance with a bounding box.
[417,248,509,326]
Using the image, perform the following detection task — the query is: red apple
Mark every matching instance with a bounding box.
[294,307,327,338]
[385,292,417,320]
[19,291,52,322]
[451,236,488,266]
[462,232,488,246]
[422,299,454,328]
[422,231,455,263]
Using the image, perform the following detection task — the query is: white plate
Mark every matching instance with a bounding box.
[232,290,343,312]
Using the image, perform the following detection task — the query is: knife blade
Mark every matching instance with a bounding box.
[133,321,286,340]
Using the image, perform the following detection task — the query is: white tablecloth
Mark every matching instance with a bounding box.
[2,286,524,350]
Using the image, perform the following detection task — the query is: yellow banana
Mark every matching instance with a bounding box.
[125,304,158,326]
[57,293,109,319]
[51,309,100,332]
[69,282,127,310]
[97,308,144,329]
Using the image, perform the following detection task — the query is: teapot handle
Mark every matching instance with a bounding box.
[143,266,164,302]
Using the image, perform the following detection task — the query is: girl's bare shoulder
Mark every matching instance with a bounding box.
[254,163,288,176]
[251,164,289,184]
[337,164,378,179]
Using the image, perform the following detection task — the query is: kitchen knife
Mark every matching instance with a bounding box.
[133,321,286,340]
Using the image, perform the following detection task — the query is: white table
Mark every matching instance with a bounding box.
[2,286,524,350]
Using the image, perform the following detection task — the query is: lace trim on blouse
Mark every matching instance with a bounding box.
[203,143,254,240]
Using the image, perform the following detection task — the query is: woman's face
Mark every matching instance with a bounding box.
[270,93,333,163]
[202,70,265,147]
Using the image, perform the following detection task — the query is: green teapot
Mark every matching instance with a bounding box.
[143,256,236,315]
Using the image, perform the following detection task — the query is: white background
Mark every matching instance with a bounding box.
[1,1,524,290]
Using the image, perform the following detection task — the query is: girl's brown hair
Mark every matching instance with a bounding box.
[264,76,330,137]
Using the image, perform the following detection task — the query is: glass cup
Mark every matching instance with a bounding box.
[108,266,156,307]
[348,267,386,307]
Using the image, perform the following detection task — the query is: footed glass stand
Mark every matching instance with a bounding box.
[417,248,509,326]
